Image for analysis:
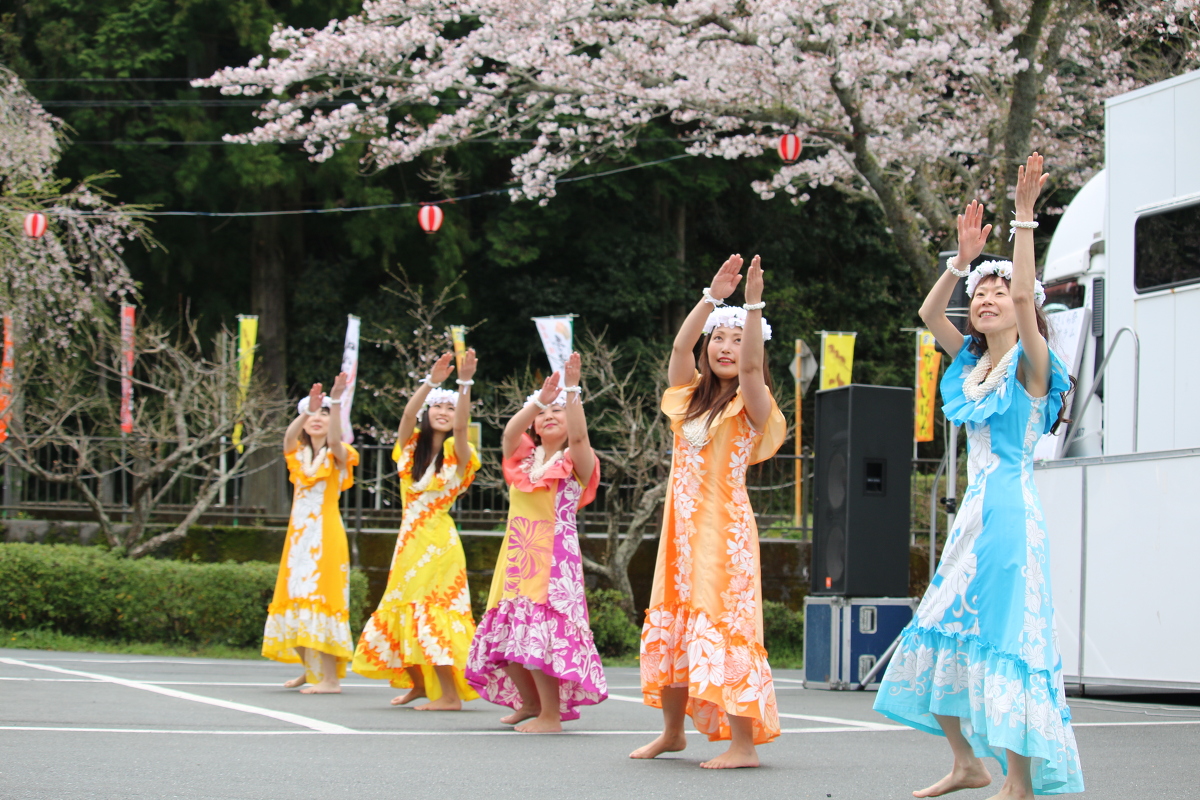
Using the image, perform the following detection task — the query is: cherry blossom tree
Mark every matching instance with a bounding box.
[0,67,148,344]
[197,1,1199,286]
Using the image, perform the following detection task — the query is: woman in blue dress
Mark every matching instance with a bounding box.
[874,153,1083,798]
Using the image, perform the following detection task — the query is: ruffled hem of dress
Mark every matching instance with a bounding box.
[465,595,607,721]
[639,602,780,744]
[941,339,1071,434]
[351,602,479,701]
[262,604,353,681]
[874,625,1084,795]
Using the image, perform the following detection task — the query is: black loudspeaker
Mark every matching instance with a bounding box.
[812,384,913,596]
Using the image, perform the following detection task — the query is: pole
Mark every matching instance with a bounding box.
[945,423,959,536]
[794,338,802,529]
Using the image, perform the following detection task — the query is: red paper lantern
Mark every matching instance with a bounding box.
[23,212,48,239]
[417,204,444,233]
[777,133,802,165]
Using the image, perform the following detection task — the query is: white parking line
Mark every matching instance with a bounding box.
[0,725,908,736]
[0,657,355,734]
[604,693,903,730]
[0,676,389,688]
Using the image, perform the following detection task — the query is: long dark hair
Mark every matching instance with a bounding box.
[965,274,1074,434]
[683,333,775,428]
[410,408,446,480]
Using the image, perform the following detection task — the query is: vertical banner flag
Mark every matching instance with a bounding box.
[818,331,856,390]
[532,315,574,377]
[232,315,258,453]
[0,315,13,444]
[450,325,467,370]
[120,304,135,435]
[915,329,942,442]
[340,315,361,444]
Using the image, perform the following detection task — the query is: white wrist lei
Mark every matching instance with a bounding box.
[702,288,724,307]
[327,397,342,405]
[297,399,316,416]
[528,397,549,410]
[563,385,582,394]
[946,256,969,278]
[455,378,474,386]
[743,301,766,311]
[1008,218,1039,241]
[422,374,438,387]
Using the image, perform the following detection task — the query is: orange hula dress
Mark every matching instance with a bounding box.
[263,442,360,683]
[640,374,786,744]
[352,432,481,701]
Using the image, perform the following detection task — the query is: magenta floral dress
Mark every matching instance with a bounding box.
[465,434,607,720]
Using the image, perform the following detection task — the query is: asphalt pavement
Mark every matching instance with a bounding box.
[1,648,1197,799]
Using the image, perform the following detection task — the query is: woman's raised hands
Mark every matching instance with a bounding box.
[306,383,324,413]
[329,372,349,400]
[744,255,764,305]
[1015,152,1048,220]
[563,351,582,387]
[457,348,477,382]
[536,371,562,406]
[429,352,455,384]
[708,254,744,301]
[956,200,993,266]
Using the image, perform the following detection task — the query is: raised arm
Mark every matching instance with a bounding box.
[283,383,323,453]
[1012,153,1050,397]
[920,200,993,360]
[398,352,455,445]
[502,371,561,460]
[738,256,772,431]
[561,352,594,484]
[453,348,476,477]
[668,255,744,387]
[326,372,349,466]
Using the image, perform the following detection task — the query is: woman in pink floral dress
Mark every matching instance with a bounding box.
[466,352,607,732]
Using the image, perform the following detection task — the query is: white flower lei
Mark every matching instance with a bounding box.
[702,305,773,341]
[527,445,564,482]
[962,343,1019,402]
[965,260,1046,307]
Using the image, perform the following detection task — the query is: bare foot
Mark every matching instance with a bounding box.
[913,762,993,797]
[700,744,760,769]
[282,675,307,689]
[630,731,688,759]
[514,716,563,733]
[390,687,427,706]
[499,706,539,725]
[299,681,341,695]
[414,696,463,711]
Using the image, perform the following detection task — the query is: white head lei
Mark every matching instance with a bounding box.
[525,391,567,408]
[965,260,1046,307]
[296,396,333,416]
[702,306,773,341]
[422,388,459,409]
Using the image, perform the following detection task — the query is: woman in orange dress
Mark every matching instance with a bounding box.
[632,255,786,768]
[466,352,607,732]
[352,350,481,710]
[263,372,359,694]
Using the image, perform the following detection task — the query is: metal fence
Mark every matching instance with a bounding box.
[2,438,951,544]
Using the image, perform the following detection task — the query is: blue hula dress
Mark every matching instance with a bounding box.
[874,336,1084,795]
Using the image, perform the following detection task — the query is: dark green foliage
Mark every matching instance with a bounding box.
[762,599,804,661]
[0,543,368,647]
[585,588,641,658]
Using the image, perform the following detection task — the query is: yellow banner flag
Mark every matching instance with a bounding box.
[819,332,856,390]
[450,325,467,370]
[233,315,258,453]
[915,329,942,442]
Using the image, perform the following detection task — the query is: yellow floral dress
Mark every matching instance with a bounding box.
[640,374,786,744]
[352,432,481,701]
[263,443,360,683]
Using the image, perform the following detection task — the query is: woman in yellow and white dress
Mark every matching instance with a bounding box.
[353,349,481,710]
[263,372,359,694]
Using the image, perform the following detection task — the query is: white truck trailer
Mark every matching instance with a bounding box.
[1034,68,1200,692]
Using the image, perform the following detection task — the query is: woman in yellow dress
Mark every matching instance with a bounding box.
[466,352,607,732]
[353,349,481,710]
[264,372,359,694]
[632,255,786,768]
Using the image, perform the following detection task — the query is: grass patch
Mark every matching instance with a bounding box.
[0,626,262,660]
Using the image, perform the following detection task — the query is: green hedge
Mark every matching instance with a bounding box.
[763,600,804,661]
[0,543,368,648]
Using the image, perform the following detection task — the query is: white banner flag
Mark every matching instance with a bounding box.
[340,314,360,444]
[532,315,574,377]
